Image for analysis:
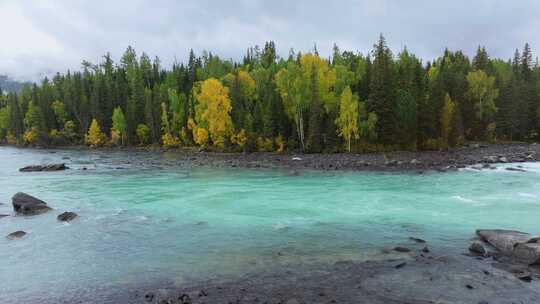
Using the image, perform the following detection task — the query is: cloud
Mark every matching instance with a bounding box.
[0,0,538,80]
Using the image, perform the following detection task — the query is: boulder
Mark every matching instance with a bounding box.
[506,167,527,172]
[409,237,426,243]
[394,246,412,253]
[19,163,68,172]
[0,214,8,219]
[476,230,532,255]
[12,192,52,215]
[57,211,78,222]
[513,243,540,265]
[469,241,488,257]
[6,231,26,240]
[476,229,540,264]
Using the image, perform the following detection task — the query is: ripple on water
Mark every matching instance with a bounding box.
[1,147,540,301]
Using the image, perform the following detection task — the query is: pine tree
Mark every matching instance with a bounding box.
[8,93,23,139]
[441,93,456,147]
[307,64,323,153]
[368,34,396,144]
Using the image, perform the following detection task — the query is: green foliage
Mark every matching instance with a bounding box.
[441,94,456,148]
[136,124,150,145]
[0,106,10,140]
[466,70,499,121]
[52,101,67,125]
[24,101,46,133]
[336,87,359,152]
[112,107,127,145]
[1,39,539,151]
[275,53,336,151]
[368,35,397,144]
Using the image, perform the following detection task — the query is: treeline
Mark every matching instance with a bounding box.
[0,35,539,153]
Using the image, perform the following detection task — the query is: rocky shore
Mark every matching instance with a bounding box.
[117,230,540,304]
[119,142,540,173]
[6,142,540,173]
[44,231,538,304]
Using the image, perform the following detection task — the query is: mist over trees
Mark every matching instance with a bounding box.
[1,36,539,152]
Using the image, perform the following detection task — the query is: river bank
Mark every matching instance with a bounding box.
[18,142,540,172]
[168,143,540,172]
[49,242,540,304]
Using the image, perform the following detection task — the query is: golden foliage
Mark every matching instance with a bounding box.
[193,127,209,147]
[23,128,39,145]
[162,133,180,148]
[85,119,107,147]
[257,137,273,152]
[110,128,121,146]
[230,129,248,149]
[194,78,233,148]
[187,117,197,130]
[275,135,285,153]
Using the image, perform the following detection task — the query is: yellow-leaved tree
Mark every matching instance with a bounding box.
[275,53,336,151]
[193,127,209,147]
[85,119,107,147]
[336,86,359,152]
[194,78,233,148]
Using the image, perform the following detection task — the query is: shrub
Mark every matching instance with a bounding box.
[275,135,285,153]
[136,124,150,145]
[257,137,273,152]
[231,129,248,149]
[110,128,121,146]
[23,128,39,145]
[162,132,180,148]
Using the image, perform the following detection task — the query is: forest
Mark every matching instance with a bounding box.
[0,35,539,153]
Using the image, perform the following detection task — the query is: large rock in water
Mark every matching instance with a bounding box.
[12,192,52,215]
[6,231,26,240]
[19,163,68,172]
[57,211,78,222]
[477,229,540,265]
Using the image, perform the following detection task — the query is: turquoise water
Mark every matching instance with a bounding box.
[1,147,540,302]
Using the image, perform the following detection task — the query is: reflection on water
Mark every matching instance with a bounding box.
[1,146,540,302]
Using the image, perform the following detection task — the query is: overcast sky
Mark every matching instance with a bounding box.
[1,0,539,81]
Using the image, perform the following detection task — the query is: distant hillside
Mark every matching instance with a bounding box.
[0,75,32,93]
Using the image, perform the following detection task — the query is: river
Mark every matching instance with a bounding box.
[1,146,539,303]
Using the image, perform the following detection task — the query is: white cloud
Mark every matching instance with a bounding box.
[0,0,538,81]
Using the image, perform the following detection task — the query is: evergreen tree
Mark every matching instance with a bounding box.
[368,34,396,144]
